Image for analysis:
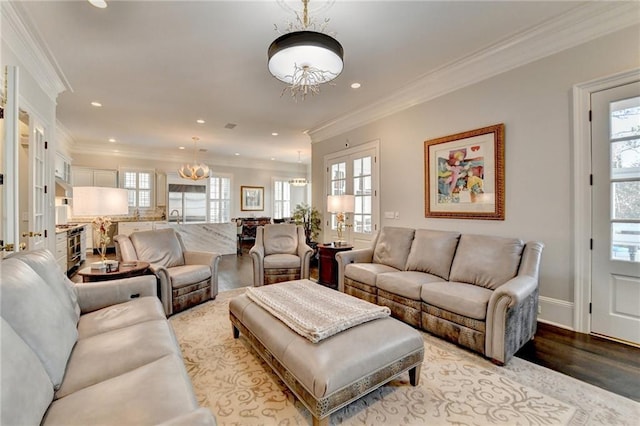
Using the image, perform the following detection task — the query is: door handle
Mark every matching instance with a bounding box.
[1,243,15,252]
[21,232,43,237]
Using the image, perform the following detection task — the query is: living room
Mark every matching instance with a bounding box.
[1,1,639,425]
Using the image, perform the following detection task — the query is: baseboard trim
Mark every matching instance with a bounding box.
[539,296,574,330]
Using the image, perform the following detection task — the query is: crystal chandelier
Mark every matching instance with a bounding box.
[178,137,210,181]
[268,0,343,101]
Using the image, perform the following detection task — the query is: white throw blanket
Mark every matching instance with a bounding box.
[245,279,391,343]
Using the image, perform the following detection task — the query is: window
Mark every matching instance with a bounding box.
[273,180,291,219]
[328,162,346,230]
[210,175,231,223]
[353,156,373,234]
[121,170,153,208]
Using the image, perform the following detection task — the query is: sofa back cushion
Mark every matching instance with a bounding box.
[9,249,80,324]
[449,234,524,289]
[131,228,185,268]
[263,224,298,256]
[373,227,415,270]
[405,229,461,280]
[0,258,78,388]
[1,318,54,426]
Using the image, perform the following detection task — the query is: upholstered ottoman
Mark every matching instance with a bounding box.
[229,279,424,426]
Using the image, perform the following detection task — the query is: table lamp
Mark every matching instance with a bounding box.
[327,194,355,246]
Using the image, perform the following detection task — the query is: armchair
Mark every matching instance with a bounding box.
[249,224,313,286]
[114,228,220,315]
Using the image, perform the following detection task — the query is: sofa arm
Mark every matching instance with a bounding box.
[249,245,265,286]
[485,275,539,364]
[148,263,172,316]
[335,248,374,292]
[75,275,157,314]
[155,408,217,426]
[298,243,313,279]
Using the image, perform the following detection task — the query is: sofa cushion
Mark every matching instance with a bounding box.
[77,297,166,339]
[449,234,524,289]
[55,320,181,399]
[1,318,54,426]
[0,258,78,389]
[421,281,494,320]
[373,227,415,270]
[169,264,212,289]
[264,253,301,269]
[9,249,81,324]
[131,228,185,268]
[42,354,200,425]
[345,262,399,287]
[263,224,298,256]
[405,230,460,280]
[377,271,445,300]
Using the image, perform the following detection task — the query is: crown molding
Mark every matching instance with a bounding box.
[1,2,70,104]
[308,1,640,143]
[70,142,308,173]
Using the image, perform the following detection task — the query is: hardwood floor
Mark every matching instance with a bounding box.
[76,243,640,402]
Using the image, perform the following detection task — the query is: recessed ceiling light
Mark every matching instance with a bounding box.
[88,0,108,8]
[351,82,361,89]
[234,153,240,156]
[91,101,102,107]
[272,132,279,136]
[179,146,185,150]
[196,119,205,124]
[271,157,276,161]
[108,138,116,143]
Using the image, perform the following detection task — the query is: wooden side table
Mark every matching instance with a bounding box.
[317,244,353,289]
[77,261,150,283]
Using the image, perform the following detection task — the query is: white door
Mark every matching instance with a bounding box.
[591,81,640,345]
[324,142,379,248]
[1,66,20,258]
[27,124,47,250]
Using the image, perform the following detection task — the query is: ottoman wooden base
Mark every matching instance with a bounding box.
[230,290,424,426]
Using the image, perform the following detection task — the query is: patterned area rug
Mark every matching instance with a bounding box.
[170,289,639,425]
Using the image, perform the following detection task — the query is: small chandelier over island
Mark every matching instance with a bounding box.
[178,136,210,181]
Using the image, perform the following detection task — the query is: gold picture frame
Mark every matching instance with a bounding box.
[241,186,264,211]
[424,123,505,220]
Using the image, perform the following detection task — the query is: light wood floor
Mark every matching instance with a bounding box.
[74,243,640,401]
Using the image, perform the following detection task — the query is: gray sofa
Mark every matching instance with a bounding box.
[336,227,544,365]
[1,249,216,425]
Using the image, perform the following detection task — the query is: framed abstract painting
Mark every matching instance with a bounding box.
[424,123,505,220]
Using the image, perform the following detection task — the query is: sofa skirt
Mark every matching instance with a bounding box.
[264,268,301,285]
[378,289,422,328]
[344,277,377,304]
[172,280,210,314]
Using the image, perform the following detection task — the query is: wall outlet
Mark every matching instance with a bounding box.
[394,212,400,219]
[384,211,395,219]
[538,306,542,314]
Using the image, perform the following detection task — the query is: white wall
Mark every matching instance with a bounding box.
[72,153,310,219]
[311,26,640,328]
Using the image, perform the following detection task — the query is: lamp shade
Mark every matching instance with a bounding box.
[268,31,344,84]
[327,194,355,213]
[72,187,129,217]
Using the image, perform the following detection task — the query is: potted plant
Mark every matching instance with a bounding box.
[292,203,321,243]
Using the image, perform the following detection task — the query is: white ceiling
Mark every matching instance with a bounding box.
[17,0,589,165]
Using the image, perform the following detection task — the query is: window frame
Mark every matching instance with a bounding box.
[119,168,155,211]
[209,173,232,223]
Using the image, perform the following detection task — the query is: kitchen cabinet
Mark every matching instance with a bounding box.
[156,172,167,206]
[72,167,118,187]
[54,152,72,183]
[117,221,155,236]
[55,231,67,273]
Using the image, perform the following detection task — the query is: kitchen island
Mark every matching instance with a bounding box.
[154,222,236,255]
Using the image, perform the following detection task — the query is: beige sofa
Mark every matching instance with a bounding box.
[1,249,216,425]
[115,228,221,316]
[336,227,544,365]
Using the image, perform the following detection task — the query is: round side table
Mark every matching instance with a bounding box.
[77,261,150,283]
